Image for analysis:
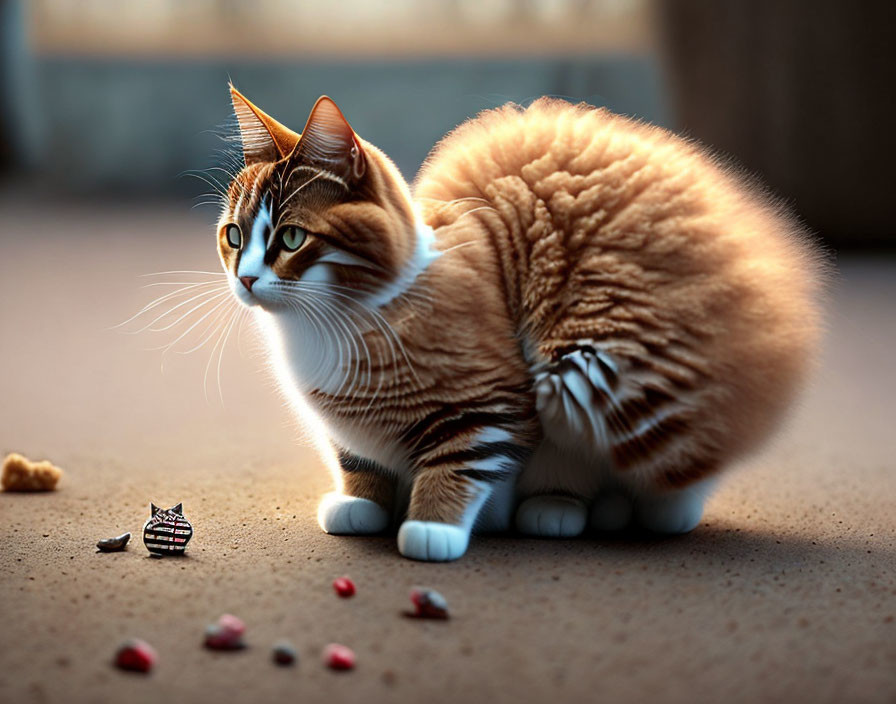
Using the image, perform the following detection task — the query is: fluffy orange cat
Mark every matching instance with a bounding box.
[216,85,821,561]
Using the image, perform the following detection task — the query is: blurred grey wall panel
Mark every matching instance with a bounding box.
[33,55,665,194]
[0,0,43,170]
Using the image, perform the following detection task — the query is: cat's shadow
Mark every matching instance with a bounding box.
[335,520,890,577]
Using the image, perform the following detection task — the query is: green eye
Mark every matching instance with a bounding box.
[224,224,241,249]
[279,225,307,252]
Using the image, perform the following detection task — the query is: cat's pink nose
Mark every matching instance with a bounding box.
[239,276,258,292]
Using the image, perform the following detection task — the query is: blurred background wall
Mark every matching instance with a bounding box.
[1,0,893,248]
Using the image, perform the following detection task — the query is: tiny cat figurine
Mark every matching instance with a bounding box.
[143,503,193,556]
[215,85,821,561]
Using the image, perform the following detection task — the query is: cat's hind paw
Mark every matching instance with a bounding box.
[635,490,704,534]
[317,493,390,535]
[590,490,633,531]
[397,521,470,562]
[515,495,587,537]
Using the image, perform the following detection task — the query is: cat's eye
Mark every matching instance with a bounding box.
[278,225,307,252]
[224,224,241,249]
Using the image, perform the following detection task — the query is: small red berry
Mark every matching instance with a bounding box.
[332,576,356,597]
[323,643,355,670]
[114,639,157,673]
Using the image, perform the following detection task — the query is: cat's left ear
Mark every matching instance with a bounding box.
[295,96,365,180]
[229,83,300,165]
[170,503,183,514]
[150,503,160,516]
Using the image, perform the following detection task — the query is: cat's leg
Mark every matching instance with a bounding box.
[529,342,717,534]
[633,477,716,534]
[514,440,591,538]
[516,345,619,537]
[397,423,533,562]
[317,451,393,535]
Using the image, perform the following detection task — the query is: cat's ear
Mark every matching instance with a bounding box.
[170,503,183,514]
[150,503,160,516]
[229,83,300,165]
[295,96,365,180]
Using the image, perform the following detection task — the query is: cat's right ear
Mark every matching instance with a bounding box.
[229,83,300,165]
[150,503,160,516]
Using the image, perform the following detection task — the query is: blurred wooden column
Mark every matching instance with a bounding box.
[657,0,896,247]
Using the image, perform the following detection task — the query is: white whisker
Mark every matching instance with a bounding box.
[275,280,421,388]
[111,281,227,330]
[214,305,241,405]
[280,170,324,212]
[291,282,422,386]
[145,290,232,333]
[203,301,238,405]
[455,205,499,222]
[439,240,477,256]
[140,270,228,278]
[148,295,233,357]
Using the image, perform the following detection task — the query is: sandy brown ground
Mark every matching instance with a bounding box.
[1,199,894,704]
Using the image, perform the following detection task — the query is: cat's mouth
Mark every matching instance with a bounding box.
[230,277,294,313]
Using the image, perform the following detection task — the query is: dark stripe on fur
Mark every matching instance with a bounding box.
[661,459,717,489]
[337,449,388,474]
[407,409,520,458]
[454,467,515,482]
[611,414,690,470]
[426,440,530,468]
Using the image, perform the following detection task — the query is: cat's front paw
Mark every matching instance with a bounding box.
[317,493,389,535]
[515,495,587,537]
[397,521,470,562]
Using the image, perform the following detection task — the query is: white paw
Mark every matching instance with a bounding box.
[590,491,633,531]
[515,495,587,537]
[317,493,389,535]
[635,491,704,534]
[397,520,470,562]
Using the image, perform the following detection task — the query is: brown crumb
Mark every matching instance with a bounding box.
[1,453,63,492]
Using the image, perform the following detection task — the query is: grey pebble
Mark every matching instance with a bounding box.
[96,532,131,552]
[272,640,297,665]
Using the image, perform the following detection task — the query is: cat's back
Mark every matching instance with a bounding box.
[414,98,820,348]
[415,99,823,465]
[414,98,695,217]
[415,98,791,258]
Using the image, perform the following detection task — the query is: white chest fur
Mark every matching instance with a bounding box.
[259,311,409,471]
[254,220,440,472]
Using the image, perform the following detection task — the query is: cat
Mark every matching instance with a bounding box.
[215,84,821,561]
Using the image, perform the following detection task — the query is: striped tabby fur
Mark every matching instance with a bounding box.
[215,86,822,561]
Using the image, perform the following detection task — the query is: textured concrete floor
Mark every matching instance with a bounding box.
[0,200,894,704]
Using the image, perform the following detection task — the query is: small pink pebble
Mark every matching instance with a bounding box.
[323,643,355,670]
[204,613,246,650]
[409,587,449,619]
[114,638,157,673]
[332,576,355,598]
[216,613,246,637]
